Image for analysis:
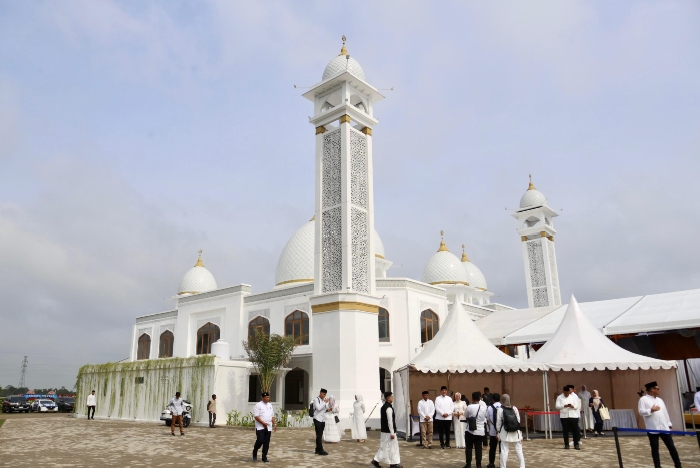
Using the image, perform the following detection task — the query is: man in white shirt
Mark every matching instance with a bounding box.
[485,393,501,468]
[253,392,276,463]
[555,385,581,450]
[638,381,682,468]
[86,390,96,420]
[169,391,186,436]
[434,386,454,449]
[312,388,330,456]
[417,391,435,449]
[464,391,488,468]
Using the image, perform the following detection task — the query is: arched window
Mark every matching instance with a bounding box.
[137,334,151,360]
[248,316,270,338]
[378,307,390,342]
[285,311,309,345]
[196,322,220,355]
[159,330,174,358]
[420,310,440,344]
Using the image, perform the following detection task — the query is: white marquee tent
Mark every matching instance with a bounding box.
[527,295,682,429]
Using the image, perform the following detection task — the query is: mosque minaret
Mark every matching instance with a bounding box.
[512,176,562,308]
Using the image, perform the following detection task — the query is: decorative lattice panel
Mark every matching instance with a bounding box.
[533,287,550,308]
[350,129,368,209]
[322,207,343,293]
[526,240,546,288]
[547,240,561,306]
[322,129,342,209]
[351,207,369,293]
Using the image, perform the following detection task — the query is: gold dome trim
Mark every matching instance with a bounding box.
[375,254,385,259]
[275,278,314,287]
[428,280,470,286]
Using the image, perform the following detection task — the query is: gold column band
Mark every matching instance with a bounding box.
[547,236,554,242]
[361,127,372,136]
[311,301,379,314]
[316,126,326,135]
[540,231,547,238]
[339,114,351,124]
[521,236,528,242]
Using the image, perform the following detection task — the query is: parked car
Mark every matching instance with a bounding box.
[1,395,30,413]
[56,397,75,413]
[160,400,192,427]
[30,399,58,412]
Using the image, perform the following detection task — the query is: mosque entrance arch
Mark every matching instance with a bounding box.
[284,367,309,411]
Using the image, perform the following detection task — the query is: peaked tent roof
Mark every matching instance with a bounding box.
[410,299,545,373]
[527,295,676,371]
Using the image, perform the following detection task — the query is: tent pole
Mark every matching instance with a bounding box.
[683,360,692,393]
[546,372,552,440]
[542,371,547,439]
[675,366,685,430]
[406,369,411,441]
[609,369,616,409]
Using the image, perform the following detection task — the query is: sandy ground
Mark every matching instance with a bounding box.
[0,416,698,467]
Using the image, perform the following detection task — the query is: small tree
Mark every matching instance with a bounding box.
[243,333,301,394]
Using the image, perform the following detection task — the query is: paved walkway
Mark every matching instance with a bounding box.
[1,416,698,467]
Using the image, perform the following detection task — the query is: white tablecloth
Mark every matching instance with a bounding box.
[533,409,637,432]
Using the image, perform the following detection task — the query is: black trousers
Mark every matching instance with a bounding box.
[592,410,603,433]
[253,429,271,460]
[464,431,483,466]
[436,419,452,447]
[313,419,325,453]
[561,417,581,446]
[209,412,216,427]
[647,433,681,468]
[87,406,95,419]
[488,435,499,465]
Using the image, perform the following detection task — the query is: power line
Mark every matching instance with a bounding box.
[18,356,28,388]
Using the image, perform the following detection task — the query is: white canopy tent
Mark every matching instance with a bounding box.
[527,295,682,429]
[393,299,547,437]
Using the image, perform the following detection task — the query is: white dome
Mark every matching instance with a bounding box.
[519,179,547,208]
[178,255,217,295]
[322,54,365,82]
[275,219,385,286]
[421,239,470,285]
[461,254,488,290]
[374,230,386,259]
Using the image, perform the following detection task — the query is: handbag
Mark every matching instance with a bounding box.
[467,405,481,431]
[334,415,340,424]
[599,405,611,421]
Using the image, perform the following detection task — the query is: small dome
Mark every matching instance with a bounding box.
[178,252,217,295]
[374,230,386,259]
[276,218,385,286]
[519,177,547,208]
[421,236,470,285]
[461,247,488,290]
[322,43,365,81]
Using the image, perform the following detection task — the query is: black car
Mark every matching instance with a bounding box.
[1,395,30,413]
[56,397,75,413]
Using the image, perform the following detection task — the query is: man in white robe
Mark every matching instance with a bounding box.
[638,381,682,468]
[371,392,402,468]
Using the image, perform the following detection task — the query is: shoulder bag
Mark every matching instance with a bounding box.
[599,404,611,421]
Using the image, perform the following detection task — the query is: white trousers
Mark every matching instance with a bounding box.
[500,440,525,468]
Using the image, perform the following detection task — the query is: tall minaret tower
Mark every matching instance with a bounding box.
[512,176,561,308]
[303,38,384,419]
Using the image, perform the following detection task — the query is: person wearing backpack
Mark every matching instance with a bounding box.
[463,391,487,468]
[496,394,525,468]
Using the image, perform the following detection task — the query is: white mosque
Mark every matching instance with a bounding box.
[127,40,562,417]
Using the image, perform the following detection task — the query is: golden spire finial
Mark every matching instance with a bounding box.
[437,230,449,252]
[461,244,470,262]
[528,173,536,191]
[195,249,204,267]
[339,35,348,56]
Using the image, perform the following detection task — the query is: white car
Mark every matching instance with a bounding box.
[30,399,58,412]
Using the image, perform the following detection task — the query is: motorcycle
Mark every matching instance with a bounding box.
[160,399,192,427]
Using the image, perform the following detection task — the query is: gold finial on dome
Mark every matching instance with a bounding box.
[437,230,449,252]
[339,35,348,56]
[195,249,204,267]
[461,244,470,262]
[528,173,536,191]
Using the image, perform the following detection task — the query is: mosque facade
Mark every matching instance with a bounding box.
[128,42,554,417]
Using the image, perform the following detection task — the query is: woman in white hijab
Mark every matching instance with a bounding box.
[351,394,367,442]
[323,396,341,443]
[452,392,467,449]
[496,394,525,468]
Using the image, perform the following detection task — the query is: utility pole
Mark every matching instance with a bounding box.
[18,356,28,388]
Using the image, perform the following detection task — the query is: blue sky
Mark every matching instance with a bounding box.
[1,1,699,388]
